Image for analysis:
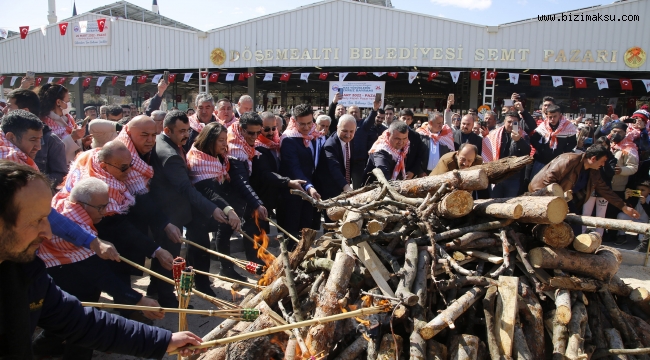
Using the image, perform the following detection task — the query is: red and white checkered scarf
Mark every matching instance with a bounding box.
[38,200,95,268]
[115,126,154,195]
[56,149,135,216]
[227,123,260,174]
[188,114,218,133]
[219,114,238,128]
[482,126,526,163]
[416,124,454,150]
[186,145,230,185]
[255,132,281,157]
[280,116,322,147]
[0,132,39,170]
[368,130,410,180]
[43,112,76,138]
[609,133,639,158]
[534,116,577,150]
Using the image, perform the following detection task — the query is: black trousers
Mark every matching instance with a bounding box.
[278,192,312,251]
[351,159,366,189]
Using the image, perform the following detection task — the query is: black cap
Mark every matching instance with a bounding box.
[611,122,628,131]
[84,106,96,112]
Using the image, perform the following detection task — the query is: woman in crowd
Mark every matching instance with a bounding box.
[38,83,88,163]
[185,122,247,287]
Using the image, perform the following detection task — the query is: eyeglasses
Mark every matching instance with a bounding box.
[263,126,277,132]
[102,160,134,173]
[78,201,108,213]
[246,130,262,136]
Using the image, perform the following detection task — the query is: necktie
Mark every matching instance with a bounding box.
[345,142,351,185]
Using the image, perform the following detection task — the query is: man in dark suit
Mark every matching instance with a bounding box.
[315,114,357,200]
[364,121,411,183]
[349,99,384,188]
[279,104,322,243]
[453,114,483,155]
[149,111,235,301]
[397,109,423,179]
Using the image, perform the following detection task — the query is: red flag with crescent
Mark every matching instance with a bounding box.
[97,19,106,32]
[58,22,68,36]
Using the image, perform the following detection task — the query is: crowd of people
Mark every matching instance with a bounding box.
[0,76,649,358]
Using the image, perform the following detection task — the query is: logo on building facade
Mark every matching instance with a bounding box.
[210,48,226,66]
[624,47,646,68]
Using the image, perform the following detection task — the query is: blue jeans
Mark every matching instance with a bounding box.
[530,160,546,180]
[490,174,521,198]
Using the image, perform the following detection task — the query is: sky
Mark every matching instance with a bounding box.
[0,0,613,32]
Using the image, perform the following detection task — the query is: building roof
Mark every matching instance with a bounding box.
[75,1,199,32]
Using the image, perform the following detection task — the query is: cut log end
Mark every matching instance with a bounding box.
[573,232,602,253]
[366,219,385,235]
[438,190,474,218]
[630,287,650,302]
[533,223,574,248]
[545,197,569,224]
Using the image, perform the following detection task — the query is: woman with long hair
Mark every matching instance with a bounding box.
[38,83,87,163]
[185,122,247,290]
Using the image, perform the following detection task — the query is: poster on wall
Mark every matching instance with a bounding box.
[73,21,110,47]
[329,81,385,108]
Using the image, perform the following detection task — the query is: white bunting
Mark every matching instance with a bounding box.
[373,72,386,77]
[10,76,18,86]
[125,75,134,86]
[449,71,460,84]
[40,25,47,36]
[408,72,418,84]
[339,72,349,81]
[509,73,519,84]
[0,28,8,39]
[96,76,106,86]
[47,77,54,84]
[552,76,563,87]
[225,73,235,81]
[79,21,87,33]
[183,73,192,82]
[596,78,609,90]
[69,77,79,85]
[151,74,163,84]
[300,73,310,82]
[642,80,650,93]
[263,73,273,81]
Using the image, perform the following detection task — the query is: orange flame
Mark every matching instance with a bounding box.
[252,210,276,267]
[268,334,286,349]
[362,333,372,342]
[230,287,241,303]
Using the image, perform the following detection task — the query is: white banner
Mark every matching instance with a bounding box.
[449,71,460,84]
[10,76,18,86]
[408,72,418,84]
[642,80,650,93]
[339,72,349,81]
[47,77,54,84]
[300,73,309,82]
[183,73,192,82]
[509,73,519,84]
[73,21,110,47]
[552,76,563,87]
[96,76,106,86]
[263,73,273,81]
[69,77,79,85]
[225,73,235,81]
[597,78,609,90]
[151,74,163,84]
[329,81,385,108]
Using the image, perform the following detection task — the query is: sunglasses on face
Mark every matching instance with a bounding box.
[263,126,277,132]
[246,130,262,136]
[78,201,108,213]
[103,160,134,173]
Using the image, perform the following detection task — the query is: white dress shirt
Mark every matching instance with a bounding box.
[427,138,440,171]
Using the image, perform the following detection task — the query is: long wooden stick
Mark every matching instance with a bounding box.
[265,218,300,243]
[181,238,249,266]
[192,269,264,290]
[168,305,389,354]
[235,229,275,256]
[118,256,238,309]
[80,302,253,319]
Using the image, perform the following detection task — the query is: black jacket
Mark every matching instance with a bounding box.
[251,147,289,210]
[364,149,411,183]
[280,136,317,189]
[314,133,352,200]
[351,110,387,163]
[228,158,264,213]
[453,130,483,154]
[145,93,163,117]
[327,102,342,135]
[406,128,423,175]
[0,258,170,359]
[530,128,577,165]
[150,134,226,226]
[34,125,68,188]
[418,134,453,174]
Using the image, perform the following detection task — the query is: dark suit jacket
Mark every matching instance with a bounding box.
[364,149,412,183]
[228,158,263,212]
[149,134,226,226]
[406,128,423,175]
[418,134,453,174]
[315,133,352,200]
[453,130,483,155]
[280,137,316,189]
[251,147,289,210]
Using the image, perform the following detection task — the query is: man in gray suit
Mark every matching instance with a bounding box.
[149,111,238,301]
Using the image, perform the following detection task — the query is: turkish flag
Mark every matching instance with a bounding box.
[58,22,68,36]
[143,92,151,100]
[427,71,439,81]
[168,73,176,83]
[0,76,5,84]
[571,100,578,110]
[530,74,540,86]
[175,94,182,102]
[244,72,253,79]
[238,73,245,81]
[111,76,118,86]
[280,73,291,82]
[318,72,329,80]
[628,97,637,109]
[56,77,66,85]
[574,77,587,88]
[209,72,219,82]
[82,77,92,87]
[119,89,126,97]
[487,71,497,80]
[94,86,101,95]
[620,78,633,91]
[19,26,29,39]
[357,72,367,76]
[200,72,207,79]
[137,75,147,84]
[387,72,398,79]
[97,19,106,32]
[470,70,481,80]
[34,77,43,86]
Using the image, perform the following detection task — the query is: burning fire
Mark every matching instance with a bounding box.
[252,210,276,267]
[230,287,241,303]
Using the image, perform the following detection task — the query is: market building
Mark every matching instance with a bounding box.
[0,0,648,118]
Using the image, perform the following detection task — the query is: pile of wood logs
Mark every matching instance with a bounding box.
[195,156,650,360]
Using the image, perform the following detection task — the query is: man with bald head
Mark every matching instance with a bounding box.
[235,95,254,118]
[453,114,483,155]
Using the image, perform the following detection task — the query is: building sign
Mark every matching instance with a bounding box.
[329,81,385,108]
[73,21,110,47]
